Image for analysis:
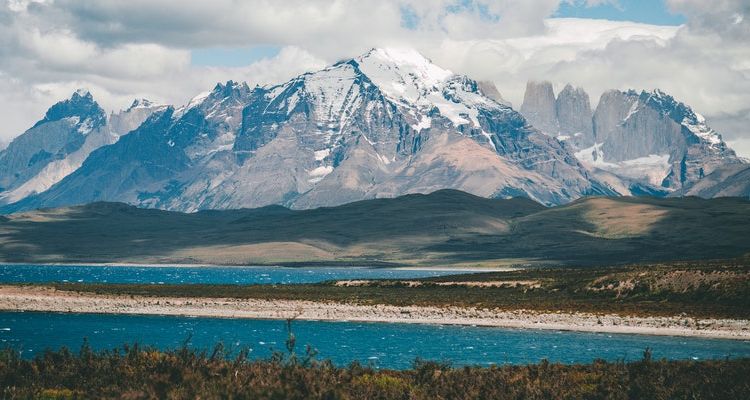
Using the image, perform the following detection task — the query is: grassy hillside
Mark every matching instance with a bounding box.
[0,190,748,266]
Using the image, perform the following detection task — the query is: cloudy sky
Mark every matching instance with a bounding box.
[1,0,749,156]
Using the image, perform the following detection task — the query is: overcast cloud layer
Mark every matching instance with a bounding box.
[1,0,748,156]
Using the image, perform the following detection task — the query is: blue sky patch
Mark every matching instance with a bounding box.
[555,0,686,26]
[191,45,281,67]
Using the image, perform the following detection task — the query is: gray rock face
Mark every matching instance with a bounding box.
[8,108,187,209]
[520,80,558,135]
[519,81,594,148]
[3,48,612,213]
[515,82,743,197]
[556,84,594,147]
[592,90,638,145]
[584,89,742,191]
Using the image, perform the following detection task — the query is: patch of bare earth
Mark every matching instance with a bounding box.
[588,269,750,297]
[166,242,336,264]
[581,198,668,238]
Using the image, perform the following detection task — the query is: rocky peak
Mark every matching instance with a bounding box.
[110,98,169,137]
[353,48,454,106]
[32,89,106,130]
[595,89,731,152]
[520,80,558,134]
[0,90,109,195]
[587,88,741,191]
[357,48,452,84]
[638,90,706,130]
[555,84,594,147]
[592,89,638,144]
[126,98,157,111]
[212,80,251,99]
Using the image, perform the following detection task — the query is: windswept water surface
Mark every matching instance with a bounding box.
[1,312,749,369]
[0,264,464,285]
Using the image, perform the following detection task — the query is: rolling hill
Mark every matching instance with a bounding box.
[0,190,748,266]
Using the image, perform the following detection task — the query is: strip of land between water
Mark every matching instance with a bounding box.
[1,285,748,340]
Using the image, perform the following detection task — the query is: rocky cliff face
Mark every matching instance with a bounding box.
[591,90,638,145]
[518,82,743,196]
[583,89,741,191]
[519,81,594,148]
[3,48,611,213]
[520,81,558,135]
[0,92,166,204]
[556,84,594,148]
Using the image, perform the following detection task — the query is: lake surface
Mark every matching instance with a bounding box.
[0,264,463,285]
[1,312,749,369]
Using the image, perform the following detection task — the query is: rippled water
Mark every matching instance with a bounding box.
[2,265,748,369]
[0,264,462,285]
[1,312,749,369]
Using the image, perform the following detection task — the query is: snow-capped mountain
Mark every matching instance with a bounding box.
[0,92,167,204]
[519,82,743,196]
[0,90,105,197]
[2,48,744,213]
[3,48,613,212]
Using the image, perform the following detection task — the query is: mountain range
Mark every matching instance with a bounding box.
[0,48,746,213]
[520,81,746,197]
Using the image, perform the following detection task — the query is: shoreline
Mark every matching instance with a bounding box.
[1,286,749,340]
[0,262,515,272]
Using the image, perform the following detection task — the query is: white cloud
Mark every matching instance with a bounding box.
[429,18,679,106]
[726,138,750,160]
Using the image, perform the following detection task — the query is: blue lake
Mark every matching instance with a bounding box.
[1,312,749,369]
[2,265,748,369]
[0,264,462,285]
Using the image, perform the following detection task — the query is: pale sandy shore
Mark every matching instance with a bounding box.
[1,285,749,340]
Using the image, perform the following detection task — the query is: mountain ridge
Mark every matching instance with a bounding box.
[519,82,744,197]
[0,47,745,213]
[1,189,748,267]
[2,48,613,212]
[0,91,167,205]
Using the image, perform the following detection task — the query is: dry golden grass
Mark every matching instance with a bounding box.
[581,198,668,238]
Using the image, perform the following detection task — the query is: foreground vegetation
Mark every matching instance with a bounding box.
[1,343,748,399]
[44,260,750,319]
